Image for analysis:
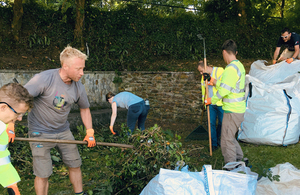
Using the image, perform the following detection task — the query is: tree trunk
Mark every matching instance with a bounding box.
[281,0,285,18]
[11,0,23,42]
[238,0,247,25]
[74,0,85,51]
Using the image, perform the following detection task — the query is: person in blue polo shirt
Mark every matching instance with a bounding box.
[273,27,300,64]
[106,91,150,135]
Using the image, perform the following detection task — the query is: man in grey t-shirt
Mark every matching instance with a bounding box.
[24,46,96,195]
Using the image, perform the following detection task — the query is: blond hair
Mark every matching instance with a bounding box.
[60,45,88,66]
[0,83,34,110]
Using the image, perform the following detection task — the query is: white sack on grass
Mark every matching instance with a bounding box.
[238,60,300,145]
[140,164,258,195]
[256,162,300,195]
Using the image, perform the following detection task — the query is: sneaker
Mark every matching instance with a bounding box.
[243,158,249,167]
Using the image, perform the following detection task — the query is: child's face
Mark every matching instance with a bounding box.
[1,102,29,124]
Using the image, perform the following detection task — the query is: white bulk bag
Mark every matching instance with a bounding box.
[238,60,300,145]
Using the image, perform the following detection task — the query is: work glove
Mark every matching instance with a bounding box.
[6,122,15,143]
[204,98,211,106]
[208,77,215,86]
[109,126,117,135]
[83,128,96,147]
[7,183,20,195]
[286,58,294,64]
[203,73,211,81]
[272,60,277,64]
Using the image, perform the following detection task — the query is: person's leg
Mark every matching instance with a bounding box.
[127,103,142,133]
[232,113,244,161]
[216,106,224,146]
[34,177,49,195]
[209,105,218,147]
[221,113,243,163]
[278,49,293,61]
[69,167,83,193]
[29,131,55,195]
[57,130,83,193]
[137,102,150,130]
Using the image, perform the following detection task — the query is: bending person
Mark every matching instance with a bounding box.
[0,83,33,195]
[273,27,300,64]
[106,91,150,135]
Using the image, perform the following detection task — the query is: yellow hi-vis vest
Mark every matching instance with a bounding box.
[0,121,20,188]
[0,121,10,166]
[211,60,246,113]
[201,67,224,106]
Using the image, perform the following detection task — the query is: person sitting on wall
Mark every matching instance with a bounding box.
[106,91,150,135]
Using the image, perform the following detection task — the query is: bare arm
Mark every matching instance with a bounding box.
[273,47,281,61]
[293,45,300,59]
[80,108,93,130]
[110,102,117,127]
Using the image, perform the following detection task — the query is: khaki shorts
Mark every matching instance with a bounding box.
[29,130,82,178]
[279,48,300,60]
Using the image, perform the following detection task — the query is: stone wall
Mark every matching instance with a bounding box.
[0,70,203,123]
[118,71,202,122]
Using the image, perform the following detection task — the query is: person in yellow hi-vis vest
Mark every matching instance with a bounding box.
[198,61,224,151]
[204,39,246,164]
[0,83,33,195]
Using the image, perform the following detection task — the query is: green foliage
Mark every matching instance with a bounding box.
[28,33,51,48]
[0,0,298,71]
[5,123,186,194]
[113,70,123,84]
[253,160,280,182]
[92,124,187,194]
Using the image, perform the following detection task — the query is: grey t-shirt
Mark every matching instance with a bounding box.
[24,69,90,134]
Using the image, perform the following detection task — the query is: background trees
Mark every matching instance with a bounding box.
[0,0,299,71]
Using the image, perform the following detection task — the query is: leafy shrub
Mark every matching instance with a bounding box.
[9,123,187,195]
[92,124,188,194]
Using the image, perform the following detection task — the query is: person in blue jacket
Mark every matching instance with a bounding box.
[106,91,150,134]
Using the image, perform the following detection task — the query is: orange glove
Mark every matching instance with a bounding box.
[204,98,211,106]
[6,122,15,143]
[109,126,116,135]
[272,60,277,64]
[208,77,215,86]
[7,183,20,195]
[83,128,96,147]
[286,58,294,64]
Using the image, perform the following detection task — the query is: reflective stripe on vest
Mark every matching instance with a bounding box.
[216,91,222,99]
[0,144,8,151]
[0,155,10,166]
[219,83,245,93]
[223,96,246,103]
[215,67,222,80]
[219,64,245,93]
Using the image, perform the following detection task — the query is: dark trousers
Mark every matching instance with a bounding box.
[127,101,150,133]
[209,104,224,147]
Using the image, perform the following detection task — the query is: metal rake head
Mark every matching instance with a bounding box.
[197,34,204,40]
